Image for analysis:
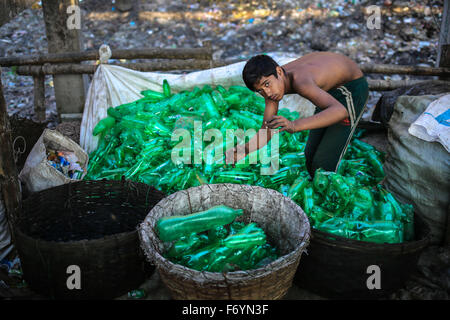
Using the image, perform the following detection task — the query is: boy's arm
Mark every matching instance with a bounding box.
[268,81,349,132]
[226,98,279,163]
[245,98,279,154]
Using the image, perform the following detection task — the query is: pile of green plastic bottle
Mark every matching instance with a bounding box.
[287,169,414,243]
[157,205,278,272]
[85,80,414,244]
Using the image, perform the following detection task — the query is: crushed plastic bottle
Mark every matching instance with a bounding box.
[85,80,414,245]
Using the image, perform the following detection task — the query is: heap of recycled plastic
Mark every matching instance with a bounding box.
[85,80,414,244]
[47,149,84,179]
[157,205,278,272]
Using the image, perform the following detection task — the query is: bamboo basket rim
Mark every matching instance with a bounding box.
[139,183,311,284]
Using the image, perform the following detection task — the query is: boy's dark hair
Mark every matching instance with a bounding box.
[242,54,281,91]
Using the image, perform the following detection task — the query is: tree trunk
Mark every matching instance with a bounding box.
[0,67,22,238]
[41,0,88,119]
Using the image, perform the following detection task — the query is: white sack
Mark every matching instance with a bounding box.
[408,93,450,153]
[18,129,89,193]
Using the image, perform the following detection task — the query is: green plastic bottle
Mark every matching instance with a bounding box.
[302,186,315,214]
[183,242,221,271]
[315,217,351,238]
[366,151,385,178]
[280,152,305,167]
[223,231,266,249]
[224,92,241,107]
[356,220,404,244]
[377,201,395,221]
[141,89,165,101]
[115,101,139,116]
[348,187,373,220]
[287,176,309,200]
[229,221,246,235]
[212,170,256,184]
[351,138,375,152]
[165,233,207,260]
[310,206,334,224]
[207,226,228,243]
[92,116,116,136]
[206,246,236,272]
[156,205,244,242]
[328,173,351,200]
[144,119,172,137]
[107,107,122,120]
[313,169,330,194]
[200,93,220,119]
[163,79,172,97]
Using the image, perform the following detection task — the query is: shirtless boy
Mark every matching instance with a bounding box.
[226,52,369,178]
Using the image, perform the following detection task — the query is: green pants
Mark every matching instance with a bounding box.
[305,76,369,178]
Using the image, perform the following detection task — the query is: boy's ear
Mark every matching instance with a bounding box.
[276,66,283,77]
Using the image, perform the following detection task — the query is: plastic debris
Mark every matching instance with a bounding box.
[47,149,84,179]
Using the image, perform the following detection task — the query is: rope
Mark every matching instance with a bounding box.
[99,44,112,64]
[12,135,26,164]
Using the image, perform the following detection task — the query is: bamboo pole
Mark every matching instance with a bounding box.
[0,47,213,67]
[367,79,450,91]
[359,63,450,76]
[0,67,22,232]
[5,49,450,77]
[16,62,450,91]
[16,60,215,75]
[16,60,450,78]
[208,60,450,76]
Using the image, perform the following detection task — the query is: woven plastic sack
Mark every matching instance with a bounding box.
[80,48,316,154]
[383,95,450,244]
[18,129,89,193]
[408,94,450,153]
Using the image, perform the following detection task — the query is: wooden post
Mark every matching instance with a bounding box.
[437,0,450,80]
[0,67,21,239]
[0,47,213,67]
[41,0,87,120]
[33,75,46,122]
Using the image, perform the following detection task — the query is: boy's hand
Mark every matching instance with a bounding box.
[267,116,296,133]
[225,147,237,166]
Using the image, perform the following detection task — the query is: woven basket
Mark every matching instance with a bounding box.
[294,211,431,299]
[139,183,311,300]
[14,179,166,299]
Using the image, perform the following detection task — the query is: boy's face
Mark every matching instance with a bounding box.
[253,66,285,102]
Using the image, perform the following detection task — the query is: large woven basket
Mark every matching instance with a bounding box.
[294,211,431,299]
[139,183,311,300]
[14,179,166,299]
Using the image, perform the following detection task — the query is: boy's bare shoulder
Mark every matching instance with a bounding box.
[290,72,316,94]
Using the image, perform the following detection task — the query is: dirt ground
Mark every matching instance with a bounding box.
[0,0,444,126]
[1,243,448,300]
